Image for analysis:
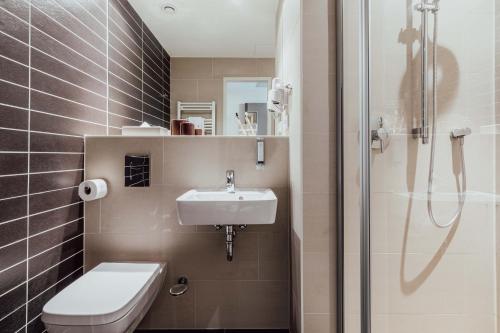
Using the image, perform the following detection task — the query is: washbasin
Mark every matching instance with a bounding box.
[176,189,278,226]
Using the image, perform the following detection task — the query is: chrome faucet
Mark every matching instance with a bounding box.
[226,170,235,193]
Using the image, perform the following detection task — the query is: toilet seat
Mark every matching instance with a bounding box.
[42,262,166,333]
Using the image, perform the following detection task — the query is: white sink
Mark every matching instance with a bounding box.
[176,189,278,226]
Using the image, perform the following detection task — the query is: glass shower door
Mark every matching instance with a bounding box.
[342,0,498,332]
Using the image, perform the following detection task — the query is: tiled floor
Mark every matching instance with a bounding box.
[135,329,289,333]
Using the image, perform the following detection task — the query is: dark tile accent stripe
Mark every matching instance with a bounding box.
[27,268,83,321]
[31,5,107,68]
[30,111,107,137]
[0,31,29,65]
[109,58,142,89]
[28,235,83,278]
[31,48,107,96]
[143,113,165,128]
[29,170,83,194]
[27,315,45,333]
[29,202,83,235]
[109,72,142,101]
[0,128,28,151]
[0,105,28,130]
[29,219,83,257]
[109,99,143,122]
[110,86,142,111]
[76,0,106,26]
[0,79,29,109]
[30,154,84,173]
[31,69,107,111]
[31,90,107,125]
[0,305,25,332]
[109,1,141,44]
[29,186,81,215]
[109,45,142,78]
[0,197,27,224]
[135,328,290,333]
[53,0,107,39]
[136,331,224,333]
[0,261,26,296]
[31,0,106,54]
[0,153,28,175]
[109,113,141,128]
[109,31,141,66]
[0,240,26,272]
[0,175,27,200]
[0,1,171,331]
[0,218,27,248]
[31,28,107,82]
[30,132,84,153]
[28,251,83,299]
[0,0,30,23]
[0,56,29,86]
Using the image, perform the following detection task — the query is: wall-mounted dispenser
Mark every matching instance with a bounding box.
[267,78,292,114]
[257,137,265,168]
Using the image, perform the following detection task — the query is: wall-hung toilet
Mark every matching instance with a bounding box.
[42,262,166,333]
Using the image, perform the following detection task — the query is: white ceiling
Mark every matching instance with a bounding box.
[128,0,279,58]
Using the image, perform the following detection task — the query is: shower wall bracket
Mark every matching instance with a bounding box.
[414,0,440,145]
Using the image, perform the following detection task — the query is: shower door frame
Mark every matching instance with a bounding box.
[336,0,372,332]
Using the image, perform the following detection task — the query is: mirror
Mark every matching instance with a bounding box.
[127,0,285,136]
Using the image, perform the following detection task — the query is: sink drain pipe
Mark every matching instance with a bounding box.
[214,225,247,262]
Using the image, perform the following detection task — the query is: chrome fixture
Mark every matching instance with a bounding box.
[451,127,472,141]
[226,170,235,193]
[124,155,150,187]
[169,276,188,296]
[256,137,265,167]
[371,117,389,153]
[413,0,440,144]
[414,0,470,228]
[214,224,247,262]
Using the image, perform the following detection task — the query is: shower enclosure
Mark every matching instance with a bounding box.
[338,0,498,332]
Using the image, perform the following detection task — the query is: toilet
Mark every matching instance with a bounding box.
[42,262,166,333]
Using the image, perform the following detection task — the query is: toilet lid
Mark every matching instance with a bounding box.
[42,262,163,326]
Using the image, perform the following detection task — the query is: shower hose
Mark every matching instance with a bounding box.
[427,9,467,228]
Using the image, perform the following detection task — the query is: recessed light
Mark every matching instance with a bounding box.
[161,3,176,15]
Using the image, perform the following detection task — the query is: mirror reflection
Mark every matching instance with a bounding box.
[128,0,285,136]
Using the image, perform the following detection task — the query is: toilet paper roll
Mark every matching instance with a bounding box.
[78,179,108,201]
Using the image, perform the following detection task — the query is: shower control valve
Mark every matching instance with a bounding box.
[371,117,389,154]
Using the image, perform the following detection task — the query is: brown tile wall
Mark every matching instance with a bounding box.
[0,0,170,331]
[84,136,290,330]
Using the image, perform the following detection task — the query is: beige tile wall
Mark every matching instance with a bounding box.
[344,0,497,332]
[276,0,338,331]
[302,0,337,332]
[84,136,290,329]
[276,0,303,331]
[496,0,500,331]
[170,58,275,135]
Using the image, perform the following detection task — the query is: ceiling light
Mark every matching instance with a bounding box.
[161,3,176,15]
